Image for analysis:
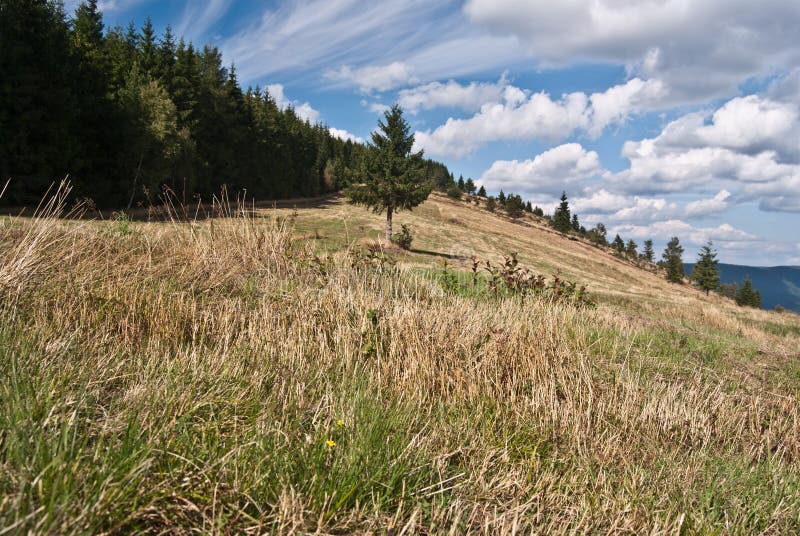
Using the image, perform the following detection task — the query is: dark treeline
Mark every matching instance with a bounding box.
[0,0,451,208]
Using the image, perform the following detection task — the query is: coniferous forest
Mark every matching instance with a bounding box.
[0,0,451,208]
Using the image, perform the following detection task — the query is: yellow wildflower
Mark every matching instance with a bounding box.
[336,419,345,427]
[326,439,336,447]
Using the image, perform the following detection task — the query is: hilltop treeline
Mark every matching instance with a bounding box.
[0,0,451,208]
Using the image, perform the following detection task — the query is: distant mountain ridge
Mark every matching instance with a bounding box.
[685,263,800,312]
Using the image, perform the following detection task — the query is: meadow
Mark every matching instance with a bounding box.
[1,187,799,534]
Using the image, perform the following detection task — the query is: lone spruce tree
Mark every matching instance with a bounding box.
[553,191,572,233]
[642,239,655,263]
[691,241,720,295]
[662,236,685,283]
[346,105,432,242]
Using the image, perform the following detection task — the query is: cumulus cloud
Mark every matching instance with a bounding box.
[415,78,664,157]
[325,62,418,93]
[464,0,800,103]
[397,74,525,114]
[612,220,757,245]
[328,128,364,144]
[478,143,602,196]
[606,94,800,211]
[266,84,321,124]
[684,190,734,219]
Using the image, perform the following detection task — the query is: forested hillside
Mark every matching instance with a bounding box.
[0,0,451,208]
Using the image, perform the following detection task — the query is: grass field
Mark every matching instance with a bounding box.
[1,188,799,534]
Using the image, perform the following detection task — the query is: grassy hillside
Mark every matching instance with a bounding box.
[1,189,799,534]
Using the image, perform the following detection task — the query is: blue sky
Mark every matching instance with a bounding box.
[72,0,800,265]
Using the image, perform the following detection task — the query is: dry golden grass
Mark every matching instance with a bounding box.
[1,187,799,534]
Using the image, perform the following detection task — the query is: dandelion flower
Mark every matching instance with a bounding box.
[336,419,344,427]
[326,439,336,447]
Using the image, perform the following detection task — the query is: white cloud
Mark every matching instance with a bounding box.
[329,128,364,144]
[612,220,757,245]
[684,190,734,219]
[266,84,321,124]
[464,0,800,103]
[586,78,666,137]
[325,62,418,93]
[221,0,519,87]
[397,74,524,114]
[176,0,232,42]
[360,101,391,114]
[606,94,800,212]
[415,78,664,158]
[478,143,601,196]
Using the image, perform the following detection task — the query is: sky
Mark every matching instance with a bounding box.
[70,0,800,266]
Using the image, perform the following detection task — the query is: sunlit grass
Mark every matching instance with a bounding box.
[1,186,799,533]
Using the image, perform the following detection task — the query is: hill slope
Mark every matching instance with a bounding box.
[686,262,800,312]
[1,191,799,534]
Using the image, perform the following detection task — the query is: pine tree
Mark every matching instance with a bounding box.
[642,239,655,263]
[139,17,158,76]
[0,0,78,203]
[736,277,762,308]
[485,197,497,213]
[498,190,506,206]
[346,105,431,242]
[662,236,685,283]
[587,223,607,245]
[525,201,533,213]
[457,175,465,191]
[571,214,580,233]
[691,241,720,295]
[612,234,625,253]
[464,178,476,195]
[552,191,571,233]
[504,194,525,218]
[626,239,638,258]
[477,185,486,197]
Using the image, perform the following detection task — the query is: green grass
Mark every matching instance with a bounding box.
[2,193,800,533]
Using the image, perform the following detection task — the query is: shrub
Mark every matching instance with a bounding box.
[111,211,132,236]
[391,224,413,250]
[446,186,463,200]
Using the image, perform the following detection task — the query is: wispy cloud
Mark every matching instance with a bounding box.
[176,0,232,43]
[221,0,524,88]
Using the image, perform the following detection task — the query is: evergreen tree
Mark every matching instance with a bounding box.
[552,191,571,233]
[346,105,431,242]
[0,0,78,203]
[736,277,762,308]
[662,236,685,283]
[485,197,497,213]
[477,185,486,197]
[525,200,533,213]
[571,214,580,233]
[0,5,451,208]
[457,175,465,191]
[612,234,625,253]
[498,190,506,206]
[625,239,638,258]
[504,194,525,218]
[587,223,607,245]
[139,17,158,76]
[464,178,476,195]
[642,239,655,263]
[532,206,544,217]
[691,241,720,295]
